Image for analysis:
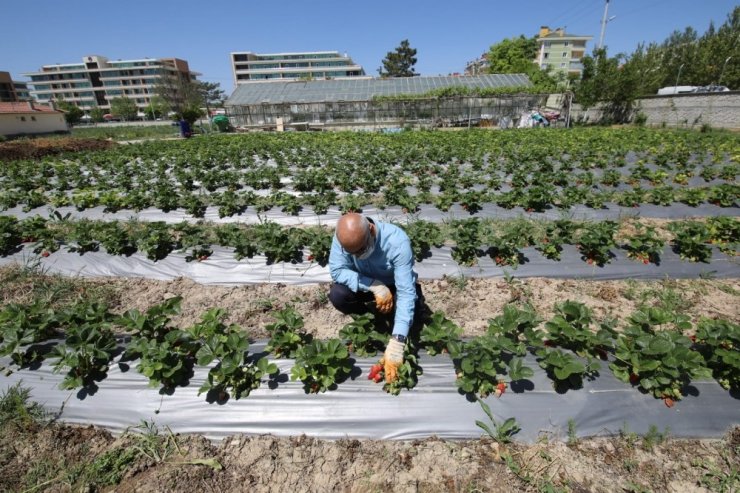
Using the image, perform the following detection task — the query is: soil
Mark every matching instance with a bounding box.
[0,137,116,161]
[0,269,738,491]
[0,419,737,493]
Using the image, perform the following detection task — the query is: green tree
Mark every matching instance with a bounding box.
[378,39,418,77]
[55,100,83,126]
[89,106,105,123]
[109,96,138,121]
[486,35,538,74]
[574,48,639,123]
[485,35,563,91]
[144,96,169,120]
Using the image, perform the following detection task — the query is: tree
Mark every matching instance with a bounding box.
[109,96,138,121]
[485,35,562,91]
[378,39,418,77]
[198,81,225,108]
[573,48,639,123]
[55,100,83,126]
[486,36,538,74]
[144,96,169,120]
[90,107,105,123]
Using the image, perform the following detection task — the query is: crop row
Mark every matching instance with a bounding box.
[0,129,737,214]
[1,297,737,406]
[2,182,738,216]
[1,215,737,267]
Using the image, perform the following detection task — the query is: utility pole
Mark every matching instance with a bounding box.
[598,0,613,50]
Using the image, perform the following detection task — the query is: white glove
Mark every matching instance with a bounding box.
[382,337,405,383]
[368,280,393,314]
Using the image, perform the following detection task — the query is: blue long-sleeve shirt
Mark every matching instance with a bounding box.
[329,221,418,337]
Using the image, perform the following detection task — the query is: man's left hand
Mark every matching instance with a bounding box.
[383,337,405,383]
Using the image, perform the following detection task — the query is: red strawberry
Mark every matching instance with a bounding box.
[495,382,507,397]
[198,255,209,261]
[629,373,639,385]
[307,255,315,261]
[663,397,675,408]
[41,251,50,258]
[586,258,594,265]
[372,374,383,383]
[689,335,696,343]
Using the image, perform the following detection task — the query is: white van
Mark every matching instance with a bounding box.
[657,86,698,95]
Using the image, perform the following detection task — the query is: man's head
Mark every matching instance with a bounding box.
[336,213,376,259]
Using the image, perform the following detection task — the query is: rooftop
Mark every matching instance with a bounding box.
[226,74,532,105]
[0,102,61,114]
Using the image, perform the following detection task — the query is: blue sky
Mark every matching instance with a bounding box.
[3,0,736,93]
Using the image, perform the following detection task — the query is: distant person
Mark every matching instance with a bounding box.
[328,213,425,384]
[178,119,192,138]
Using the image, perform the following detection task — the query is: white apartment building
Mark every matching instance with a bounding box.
[535,27,592,78]
[231,51,366,85]
[24,55,199,113]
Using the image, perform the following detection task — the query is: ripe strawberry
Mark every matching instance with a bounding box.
[586,258,594,265]
[495,382,506,397]
[629,373,639,385]
[663,397,675,408]
[198,255,209,261]
[307,254,314,261]
[41,251,50,258]
[373,374,383,383]
[688,335,697,343]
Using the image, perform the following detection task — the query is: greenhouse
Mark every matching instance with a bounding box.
[224,74,545,130]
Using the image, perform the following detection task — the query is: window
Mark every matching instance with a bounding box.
[543,53,549,59]
[564,41,569,46]
[562,52,567,58]
[20,116,26,121]
[560,63,566,68]
[31,116,36,121]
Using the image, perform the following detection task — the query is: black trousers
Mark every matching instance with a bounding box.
[328,283,426,327]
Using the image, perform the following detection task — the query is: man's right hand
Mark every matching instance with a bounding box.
[368,280,393,314]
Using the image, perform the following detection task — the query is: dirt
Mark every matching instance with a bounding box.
[0,137,116,162]
[101,275,740,339]
[0,418,737,493]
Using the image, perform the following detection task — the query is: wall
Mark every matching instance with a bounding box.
[0,113,69,137]
[570,92,740,129]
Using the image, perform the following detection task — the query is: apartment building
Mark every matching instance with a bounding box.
[535,27,592,78]
[23,56,199,113]
[231,51,366,85]
[0,71,30,102]
[464,53,490,76]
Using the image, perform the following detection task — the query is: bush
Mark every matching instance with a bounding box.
[633,112,647,126]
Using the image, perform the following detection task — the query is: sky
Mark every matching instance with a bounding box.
[2,0,737,93]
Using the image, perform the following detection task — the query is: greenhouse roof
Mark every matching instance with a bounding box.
[225,74,532,105]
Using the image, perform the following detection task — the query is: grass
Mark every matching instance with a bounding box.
[0,264,118,311]
[0,383,47,428]
[70,124,180,141]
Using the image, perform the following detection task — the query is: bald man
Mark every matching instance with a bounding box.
[328,213,423,384]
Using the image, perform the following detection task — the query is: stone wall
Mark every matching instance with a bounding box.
[570,92,740,129]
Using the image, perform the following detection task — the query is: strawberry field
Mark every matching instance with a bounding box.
[0,127,738,491]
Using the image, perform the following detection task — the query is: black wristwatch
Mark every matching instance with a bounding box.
[392,334,407,343]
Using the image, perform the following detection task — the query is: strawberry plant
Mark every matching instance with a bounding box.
[543,301,614,359]
[624,225,665,265]
[214,190,247,218]
[68,220,100,255]
[610,320,711,404]
[577,221,617,266]
[253,222,302,264]
[708,184,738,207]
[137,222,180,261]
[300,226,333,266]
[182,193,207,218]
[487,303,543,355]
[693,319,739,391]
[535,347,600,391]
[706,217,739,255]
[50,318,118,390]
[419,311,463,357]
[189,308,279,400]
[450,218,481,266]
[265,307,311,358]
[0,300,61,367]
[290,338,353,393]
[487,233,522,267]
[372,342,423,395]
[455,335,532,398]
[97,222,136,256]
[339,313,387,357]
[668,221,712,262]
[401,220,444,261]
[118,297,198,389]
[0,216,22,256]
[216,224,258,260]
[521,185,555,212]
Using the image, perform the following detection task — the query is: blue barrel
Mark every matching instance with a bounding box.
[179,119,192,138]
